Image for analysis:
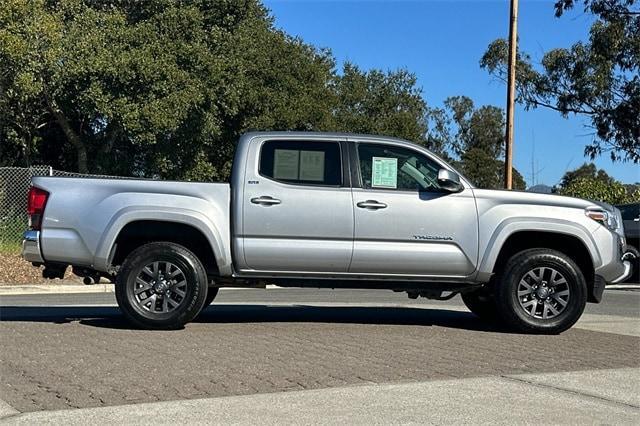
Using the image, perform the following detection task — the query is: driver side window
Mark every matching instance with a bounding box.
[357,144,443,192]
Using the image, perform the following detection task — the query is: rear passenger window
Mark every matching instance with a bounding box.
[260,140,342,186]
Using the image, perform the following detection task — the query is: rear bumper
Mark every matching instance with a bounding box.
[21,230,44,264]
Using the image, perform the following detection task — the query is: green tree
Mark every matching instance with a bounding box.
[556,162,639,202]
[429,96,526,190]
[332,63,430,146]
[1,1,434,180]
[558,162,615,188]
[481,0,640,163]
[558,178,639,204]
[0,0,233,174]
[457,148,526,190]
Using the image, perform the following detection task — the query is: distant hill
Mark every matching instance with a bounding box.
[527,184,553,194]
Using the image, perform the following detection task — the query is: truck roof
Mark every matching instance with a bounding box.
[241,131,415,146]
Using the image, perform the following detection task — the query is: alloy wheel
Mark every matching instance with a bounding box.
[133,261,188,314]
[517,266,570,320]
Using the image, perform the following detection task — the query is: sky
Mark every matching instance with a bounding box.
[263,0,639,187]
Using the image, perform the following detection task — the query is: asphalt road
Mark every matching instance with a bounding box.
[2,287,639,317]
[0,288,639,416]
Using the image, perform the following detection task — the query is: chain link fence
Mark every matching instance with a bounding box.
[0,166,132,248]
[0,166,52,248]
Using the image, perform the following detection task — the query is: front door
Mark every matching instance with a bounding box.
[241,139,354,273]
[350,142,478,277]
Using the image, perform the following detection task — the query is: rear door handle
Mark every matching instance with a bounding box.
[356,200,387,210]
[251,196,281,206]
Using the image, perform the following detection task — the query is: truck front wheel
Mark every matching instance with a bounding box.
[495,249,587,334]
[115,242,208,330]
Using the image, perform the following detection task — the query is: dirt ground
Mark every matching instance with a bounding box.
[0,252,77,285]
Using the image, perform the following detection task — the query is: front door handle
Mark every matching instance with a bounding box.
[251,196,282,206]
[356,200,387,210]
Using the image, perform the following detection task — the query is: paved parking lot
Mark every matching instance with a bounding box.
[0,289,639,414]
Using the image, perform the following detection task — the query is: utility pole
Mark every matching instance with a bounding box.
[504,0,519,189]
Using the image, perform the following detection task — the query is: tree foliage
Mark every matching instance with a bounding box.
[558,177,639,204]
[428,96,526,190]
[1,0,242,175]
[558,162,615,188]
[332,63,429,144]
[556,162,640,203]
[0,0,586,194]
[0,0,434,180]
[481,0,640,163]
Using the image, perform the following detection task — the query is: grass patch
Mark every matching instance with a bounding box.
[1,213,27,253]
[0,240,21,254]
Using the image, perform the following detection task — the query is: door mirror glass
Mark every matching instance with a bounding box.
[437,169,463,193]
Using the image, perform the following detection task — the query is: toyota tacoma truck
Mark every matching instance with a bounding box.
[21,132,632,333]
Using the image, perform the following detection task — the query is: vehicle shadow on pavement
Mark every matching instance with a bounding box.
[197,305,504,332]
[0,304,508,333]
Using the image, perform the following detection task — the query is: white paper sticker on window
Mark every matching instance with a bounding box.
[273,149,300,180]
[371,157,398,188]
[299,150,325,182]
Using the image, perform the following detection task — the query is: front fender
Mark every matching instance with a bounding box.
[476,217,601,280]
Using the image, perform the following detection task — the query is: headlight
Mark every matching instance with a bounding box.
[585,208,619,231]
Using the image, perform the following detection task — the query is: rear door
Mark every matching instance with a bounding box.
[240,138,354,272]
[349,141,478,277]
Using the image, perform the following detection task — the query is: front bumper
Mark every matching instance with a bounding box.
[593,227,635,284]
[22,230,44,264]
[609,259,633,284]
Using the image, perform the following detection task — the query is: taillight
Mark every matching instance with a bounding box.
[27,186,49,230]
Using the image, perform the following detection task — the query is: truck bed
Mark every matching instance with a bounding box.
[31,176,231,272]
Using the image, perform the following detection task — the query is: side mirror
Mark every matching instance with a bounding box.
[437,169,464,193]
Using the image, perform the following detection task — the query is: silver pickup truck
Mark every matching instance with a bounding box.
[22,132,632,333]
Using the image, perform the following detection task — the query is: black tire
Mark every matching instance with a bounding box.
[115,242,208,330]
[461,286,498,321]
[624,245,639,282]
[495,248,587,334]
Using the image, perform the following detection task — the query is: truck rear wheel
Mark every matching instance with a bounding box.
[115,242,208,330]
[495,249,587,334]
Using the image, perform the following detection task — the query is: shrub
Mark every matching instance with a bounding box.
[558,178,639,205]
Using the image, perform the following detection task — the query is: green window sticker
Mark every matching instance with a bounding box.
[371,157,398,188]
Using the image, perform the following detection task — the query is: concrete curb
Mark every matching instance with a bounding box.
[0,399,18,420]
[0,284,282,296]
[0,284,114,295]
[607,284,640,290]
[1,284,636,296]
